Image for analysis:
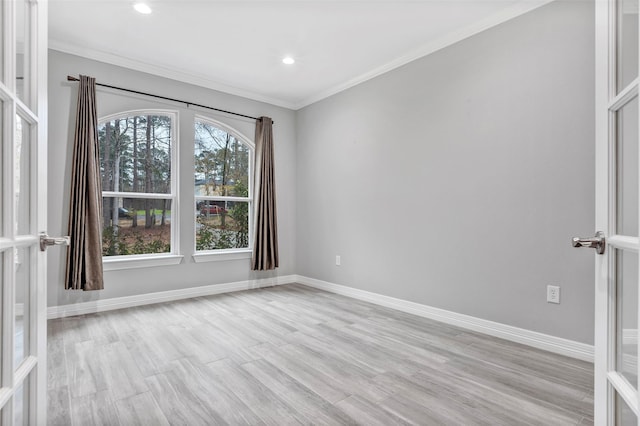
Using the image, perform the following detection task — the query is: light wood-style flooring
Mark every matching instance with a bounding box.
[47,284,593,425]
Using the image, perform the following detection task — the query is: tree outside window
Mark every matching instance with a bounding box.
[98,112,176,256]
[194,119,252,251]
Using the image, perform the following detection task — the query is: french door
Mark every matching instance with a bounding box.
[594,0,640,423]
[0,0,48,424]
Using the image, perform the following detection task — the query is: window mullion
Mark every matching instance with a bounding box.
[103,191,174,200]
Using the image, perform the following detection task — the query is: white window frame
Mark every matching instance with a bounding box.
[193,116,254,262]
[98,109,182,270]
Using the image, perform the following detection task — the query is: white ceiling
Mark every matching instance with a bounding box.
[49,0,551,110]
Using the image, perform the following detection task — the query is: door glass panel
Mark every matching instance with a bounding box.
[15,114,30,235]
[618,0,639,93]
[15,0,30,105]
[14,378,28,426]
[0,100,3,236]
[0,4,3,85]
[617,96,639,236]
[616,249,638,389]
[616,392,637,425]
[15,247,29,367]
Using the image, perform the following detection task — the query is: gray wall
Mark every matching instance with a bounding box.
[48,50,297,308]
[49,1,597,345]
[295,0,595,344]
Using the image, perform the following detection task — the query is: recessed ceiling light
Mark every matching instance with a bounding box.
[133,3,152,14]
[282,57,295,65]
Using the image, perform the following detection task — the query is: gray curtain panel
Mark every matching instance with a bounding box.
[65,75,105,290]
[251,117,279,270]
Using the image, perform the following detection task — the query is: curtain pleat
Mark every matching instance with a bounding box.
[65,75,104,290]
[251,117,279,271]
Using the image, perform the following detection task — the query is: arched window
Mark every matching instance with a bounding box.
[194,117,253,252]
[98,111,178,257]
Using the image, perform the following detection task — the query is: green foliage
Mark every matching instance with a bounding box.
[195,219,236,250]
[195,181,249,250]
[102,226,129,256]
[229,181,249,248]
[102,225,170,256]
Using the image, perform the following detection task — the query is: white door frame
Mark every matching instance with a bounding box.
[0,0,48,424]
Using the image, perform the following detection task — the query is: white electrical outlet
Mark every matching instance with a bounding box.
[547,285,560,304]
[336,255,341,266]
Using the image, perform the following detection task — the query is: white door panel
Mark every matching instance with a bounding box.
[0,0,48,424]
[593,0,640,424]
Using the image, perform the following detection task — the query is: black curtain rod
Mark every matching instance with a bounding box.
[66,75,265,122]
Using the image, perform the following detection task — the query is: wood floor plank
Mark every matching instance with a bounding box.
[70,389,121,426]
[440,354,592,417]
[64,340,101,399]
[48,284,593,425]
[145,370,227,426]
[121,328,186,377]
[258,343,350,404]
[47,336,68,391]
[275,340,392,402]
[47,385,71,426]
[335,395,410,426]
[114,391,170,426]
[94,341,149,400]
[205,358,305,425]
[242,359,355,426]
[166,357,265,425]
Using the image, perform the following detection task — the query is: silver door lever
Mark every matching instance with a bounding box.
[572,231,605,255]
[39,233,70,252]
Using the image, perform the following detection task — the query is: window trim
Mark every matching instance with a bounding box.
[194,116,254,255]
[192,249,252,263]
[103,254,184,271]
[98,109,180,261]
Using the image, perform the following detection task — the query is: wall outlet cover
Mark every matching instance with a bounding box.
[547,285,560,304]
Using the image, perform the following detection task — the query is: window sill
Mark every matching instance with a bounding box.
[192,249,252,263]
[103,254,184,271]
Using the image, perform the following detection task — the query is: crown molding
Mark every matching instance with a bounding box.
[292,0,554,109]
[51,0,554,111]
[48,40,298,110]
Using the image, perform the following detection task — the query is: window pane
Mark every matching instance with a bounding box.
[102,197,171,256]
[195,122,250,197]
[0,100,3,236]
[0,4,3,85]
[616,392,637,425]
[16,0,31,106]
[14,377,29,426]
[15,247,29,368]
[616,249,638,389]
[617,96,639,236]
[15,114,30,235]
[618,0,639,93]
[98,115,172,194]
[196,200,249,250]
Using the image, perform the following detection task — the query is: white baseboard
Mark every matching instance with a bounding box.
[47,275,297,319]
[46,273,594,363]
[295,275,594,363]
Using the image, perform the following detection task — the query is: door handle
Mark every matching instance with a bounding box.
[39,233,70,252]
[572,231,605,255]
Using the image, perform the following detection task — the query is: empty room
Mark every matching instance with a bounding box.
[0,0,634,424]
